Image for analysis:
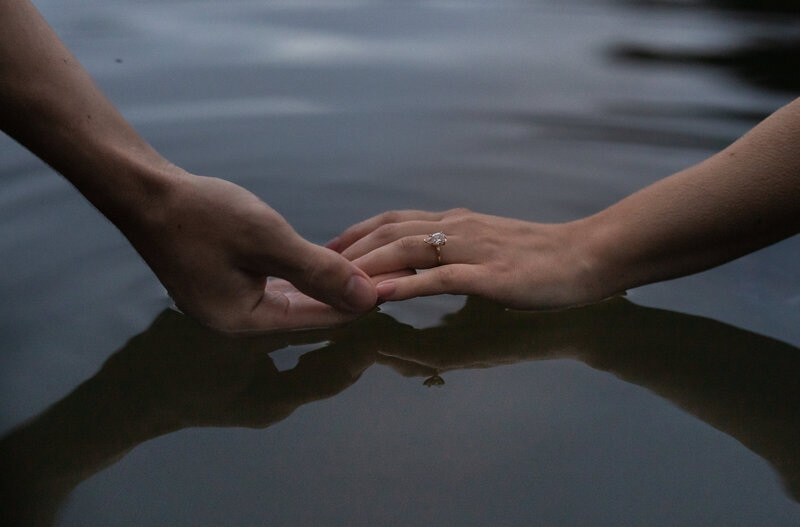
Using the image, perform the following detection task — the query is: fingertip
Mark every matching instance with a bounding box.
[376,280,397,300]
[343,274,378,312]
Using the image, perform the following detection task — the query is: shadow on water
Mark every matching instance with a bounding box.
[612,0,800,94]
[2,297,798,525]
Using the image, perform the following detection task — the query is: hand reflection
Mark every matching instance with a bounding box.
[0,309,388,527]
[2,298,798,527]
[376,296,800,503]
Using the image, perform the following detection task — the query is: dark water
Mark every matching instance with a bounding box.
[1,1,799,525]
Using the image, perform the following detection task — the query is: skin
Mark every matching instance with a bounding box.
[0,0,380,333]
[333,97,800,308]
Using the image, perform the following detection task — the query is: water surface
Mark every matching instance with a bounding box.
[1,1,799,525]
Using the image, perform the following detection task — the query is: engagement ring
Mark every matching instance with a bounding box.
[424,232,447,265]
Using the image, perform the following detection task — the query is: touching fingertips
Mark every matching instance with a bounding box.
[376,280,397,300]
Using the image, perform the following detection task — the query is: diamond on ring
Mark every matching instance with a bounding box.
[424,232,446,265]
[424,232,447,246]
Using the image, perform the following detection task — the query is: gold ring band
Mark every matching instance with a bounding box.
[424,232,447,266]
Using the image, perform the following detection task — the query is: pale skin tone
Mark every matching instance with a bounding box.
[333,97,800,308]
[0,0,386,333]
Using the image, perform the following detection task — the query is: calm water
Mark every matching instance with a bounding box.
[1,0,799,525]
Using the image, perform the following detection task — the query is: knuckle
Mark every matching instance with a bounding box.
[303,257,335,288]
[437,265,460,289]
[398,235,420,251]
[452,217,473,232]
[446,207,471,217]
[491,258,514,275]
[373,223,398,243]
[379,210,401,224]
[474,227,496,247]
[457,213,487,233]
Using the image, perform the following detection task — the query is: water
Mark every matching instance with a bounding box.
[1,0,799,525]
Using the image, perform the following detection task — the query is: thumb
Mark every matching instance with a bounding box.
[280,239,377,312]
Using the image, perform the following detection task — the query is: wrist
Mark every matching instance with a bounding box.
[80,149,190,236]
[567,213,631,303]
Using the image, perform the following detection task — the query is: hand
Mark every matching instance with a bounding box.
[0,1,379,334]
[124,172,381,333]
[374,296,582,374]
[329,208,609,310]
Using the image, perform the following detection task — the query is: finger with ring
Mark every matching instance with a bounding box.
[353,233,452,276]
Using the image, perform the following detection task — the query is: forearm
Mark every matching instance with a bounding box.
[0,373,175,527]
[582,97,800,296]
[0,0,377,332]
[0,0,179,229]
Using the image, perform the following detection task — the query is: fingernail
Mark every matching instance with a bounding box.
[376,280,396,300]
[325,237,341,251]
[343,275,376,311]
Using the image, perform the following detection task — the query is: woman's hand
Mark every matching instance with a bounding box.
[332,98,800,310]
[329,208,611,310]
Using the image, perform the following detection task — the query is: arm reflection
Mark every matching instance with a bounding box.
[376,297,800,503]
[2,298,798,526]
[0,309,385,527]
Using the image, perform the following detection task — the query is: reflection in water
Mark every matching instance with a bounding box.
[0,312,381,527]
[377,298,800,503]
[613,1,800,93]
[1,299,798,525]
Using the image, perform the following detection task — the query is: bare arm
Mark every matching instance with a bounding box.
[585,97,800,297]
[0,0,170,225]
[334,98,800,308]
[0,0,377,332]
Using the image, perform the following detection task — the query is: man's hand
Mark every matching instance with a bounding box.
[0,1,381,333]
[128,172,378,333]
